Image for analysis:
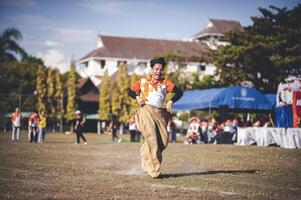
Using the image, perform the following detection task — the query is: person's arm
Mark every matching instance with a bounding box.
[73,119,77,130]
[170,86,183,103]
[128,89,138,99]
[129,79,146,106]
[129,88,146,106]
[166,85,183,112]
[80,117,86,126]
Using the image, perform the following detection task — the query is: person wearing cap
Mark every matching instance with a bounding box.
[128,57,183,178]
[73,110,87,144]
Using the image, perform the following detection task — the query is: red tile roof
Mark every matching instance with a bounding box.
[79,93,99,102]
[194,18,243,38]
[80,35,210,62]
[77,77,89,89]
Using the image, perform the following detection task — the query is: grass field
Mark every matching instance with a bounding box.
[0,132,300,200]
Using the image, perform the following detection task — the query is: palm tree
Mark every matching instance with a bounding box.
[0,27,27,62]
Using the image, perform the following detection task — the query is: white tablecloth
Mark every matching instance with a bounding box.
[284,128,301,149]
[236,127,301,149]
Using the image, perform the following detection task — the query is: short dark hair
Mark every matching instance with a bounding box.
[150,57,166,68]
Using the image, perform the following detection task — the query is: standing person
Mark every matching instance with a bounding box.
[28,114,32,142]
[231,117,239,143]
[28,112,39,143]
[185,117,201,144]
[200,119,209,144]
[222,119,233,144]
[38,110,47,143]
[109,114,119,142]
[129,116,137,142]
[128,57,183,178]
[73,110,87,144]
[168,118,177,143]
[11,107,22,142]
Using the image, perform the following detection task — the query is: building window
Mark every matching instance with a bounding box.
[100,60,105,69]
[117,60,127,67]
[138,62,147,67]
[199,65,206,71]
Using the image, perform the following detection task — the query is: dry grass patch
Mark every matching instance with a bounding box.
[0,132,300,199]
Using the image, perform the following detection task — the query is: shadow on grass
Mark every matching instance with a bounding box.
[42,141,74,144]
[161,169,259,179]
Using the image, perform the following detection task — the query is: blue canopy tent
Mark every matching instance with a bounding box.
[264,94,276,107]
[173,86,273,111]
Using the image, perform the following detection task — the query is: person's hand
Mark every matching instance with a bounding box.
[136,96,146,106]
[166,100,173,113]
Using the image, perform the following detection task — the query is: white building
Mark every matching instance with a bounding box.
[80,19,243,86]
[192,18,244,50]
[80,35,212,86]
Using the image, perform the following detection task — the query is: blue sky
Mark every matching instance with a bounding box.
[0,0,299,73]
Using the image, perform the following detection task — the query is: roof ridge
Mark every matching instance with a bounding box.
[99,34,190,43]
[209,18,241,23]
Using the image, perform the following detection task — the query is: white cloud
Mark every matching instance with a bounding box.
[8,14,96,73]
[10,14,96,44]
[10,14,96,46]
[76,0,129,16]
[45,40,59,47]
[37,49,69,73]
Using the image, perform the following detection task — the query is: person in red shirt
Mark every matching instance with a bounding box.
[11,107,22,141]
[128,57,183,178]
[28,113,39,143]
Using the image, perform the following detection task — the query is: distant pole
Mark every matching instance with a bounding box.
[18,95,21,110]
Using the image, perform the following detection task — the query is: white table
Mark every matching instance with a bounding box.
[236,127,300,149]
[283,128,301,149]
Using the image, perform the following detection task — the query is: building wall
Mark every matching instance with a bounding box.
[82,56,217,86]
[83,57,152,85]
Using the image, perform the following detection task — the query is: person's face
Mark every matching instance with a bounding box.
[151,63,164,81]
[15,108,19,113]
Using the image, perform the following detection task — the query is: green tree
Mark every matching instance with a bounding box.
[65,59,77,123]
[128,73,139,115]
[54,68,63,120]
[61,70,81,84]
[191,74,216,89]
[98,70,111,121]
[0,59,40,113]
[36,65,47,112]
[111,62,130,124]
[53,68,63,132]
[0,27,27,62]
[46,68,55,118]
[158,49,213,91]
[111,81,119,114]
[214,4,301,92]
